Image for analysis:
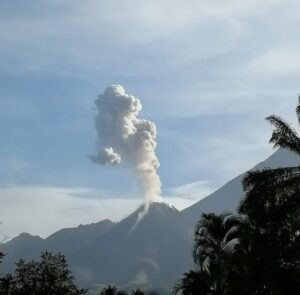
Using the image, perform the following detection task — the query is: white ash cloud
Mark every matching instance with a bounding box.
[90,85,161,203]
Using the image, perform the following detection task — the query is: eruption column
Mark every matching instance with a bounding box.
[90,85,162,205]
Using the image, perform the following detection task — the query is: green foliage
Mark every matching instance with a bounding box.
[0,251,86,295]
[193,213,233,293]
[172,270,211,295]
[0,274,12,294]
[99,286,146,295]
[238,98,300,294]
[175,97,300,294]
[100,285,129,295]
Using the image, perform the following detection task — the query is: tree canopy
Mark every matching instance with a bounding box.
[175,97,300,294]
[0,251,86,295]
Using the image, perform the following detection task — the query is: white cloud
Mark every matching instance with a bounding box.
[246,48,300,79]
[164,180,215,201]
[0,0,299,118]
[0,185,203,239]
[0,0,290,76]
[161,180,218,212]
[0,186,141,239]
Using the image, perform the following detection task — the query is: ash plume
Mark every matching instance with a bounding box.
[90,85,161,205]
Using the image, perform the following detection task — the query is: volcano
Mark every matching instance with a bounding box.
[0,202,193,292]
[71,202,193,290]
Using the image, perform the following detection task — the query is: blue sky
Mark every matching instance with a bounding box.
[1,0,300,238]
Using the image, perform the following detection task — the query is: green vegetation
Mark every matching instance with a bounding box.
[174,98,300,294]
[99,286,147,295]
[0,252,87,294]
[99,285,131,295]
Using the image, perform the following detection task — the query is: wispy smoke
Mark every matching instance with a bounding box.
[90,85,161,204]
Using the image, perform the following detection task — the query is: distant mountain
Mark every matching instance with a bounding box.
[0,219,114,274]
[0,233,44,273]
[71,202,193,290]
[0,203,192,292]
[182,149,300,224]
[45,219,115,253]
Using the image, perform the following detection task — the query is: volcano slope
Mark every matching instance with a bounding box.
[70,202,193,290]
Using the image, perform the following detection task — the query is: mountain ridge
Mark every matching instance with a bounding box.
[70,202,193,289]
[181,148,300,223]
[0,202,193,291]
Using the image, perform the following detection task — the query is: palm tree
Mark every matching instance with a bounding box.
[131,289,144,295]
[222,214,252,274]
[241,97,300,209]
[193,212,258,295]
[238,97,300,294]
[240,98,300,242]
[100,285,119,295]
[193,213,243,294]
[175,98,300,295]
[172,270,211,295]
[222,214,257,295]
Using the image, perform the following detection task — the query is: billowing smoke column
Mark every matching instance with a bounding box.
[90,85,161,205]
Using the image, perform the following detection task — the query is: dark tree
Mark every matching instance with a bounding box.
[237,98,300,294]
[100,285,119,295]
[175,98,300,295]
[131,289,144,295]
[0,274,12,294]
[242,104,300,212]
[0,251,86,295]
[172,270,211,295]
[193,212,239,294]
[175,212,247,295]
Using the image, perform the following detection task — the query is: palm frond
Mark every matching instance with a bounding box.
[266,115,300,155]
[197,227,209,237]
[242,166,300,191]
[193,235,219,264]
[172,271,211,295]
[223,225,239,243]
[171,284,182,295]
[223,214,247,227]
[223,238,240,255]
[202,256,211,274]
[296,95,300,126]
